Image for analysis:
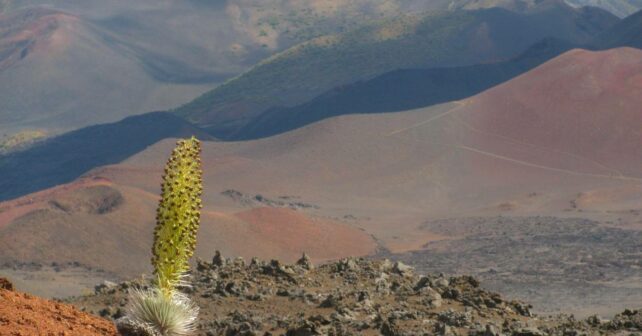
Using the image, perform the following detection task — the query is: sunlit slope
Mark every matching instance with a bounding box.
[175,2,617,137]
[565,0,642,17]
[2,48,642,281]
[114,48,642,246]
[0,180,375,276]
[235,38,576,139]
[0,8,213,135]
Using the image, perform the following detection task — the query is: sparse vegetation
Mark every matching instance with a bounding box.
[174,11,476,130]
[565,0,642,17]
[123,137,203,336]
[0,130,47,154]
[0,0,12,13]
[174,5,616,137]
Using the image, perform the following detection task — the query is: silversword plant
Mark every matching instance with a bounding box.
[124,137,203,336]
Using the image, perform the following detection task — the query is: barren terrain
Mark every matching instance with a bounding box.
[0,279,118,335]
[0,7,213,136]
[386,216,642,317]
[70,256,642,335]
[1,48,642,317]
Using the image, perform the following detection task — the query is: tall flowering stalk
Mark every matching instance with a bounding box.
[152,136,203,296]
[123,137,203,336]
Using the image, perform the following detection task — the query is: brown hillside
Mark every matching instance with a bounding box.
[0,178,375,278]
[5,47,642,252]
[0,8,76,71]
[2,48,642,315]
[465,47,642,177]
[0,7,210,136]
[107,46,642,244]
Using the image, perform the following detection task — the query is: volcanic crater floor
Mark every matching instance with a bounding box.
[68,255,641,336]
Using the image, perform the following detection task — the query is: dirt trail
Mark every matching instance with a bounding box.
[385,100,470,136]
[456,144,642,182]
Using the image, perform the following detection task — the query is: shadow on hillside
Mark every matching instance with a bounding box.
[232,38,578,140]
[0,112,213,202]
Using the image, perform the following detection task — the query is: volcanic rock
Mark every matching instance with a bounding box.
[0,277,13,290]
[67,256,642,335]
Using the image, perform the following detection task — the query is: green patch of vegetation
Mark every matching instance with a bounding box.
[0,130,47,154]
[565,0,642,17]
[174,4,614,137]
[267,16,280,29]
[174,11,477,127]
[0,0,11,13]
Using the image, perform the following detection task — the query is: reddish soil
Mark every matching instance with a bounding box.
[0,180,376,278]
[2,48,642,316]
[5,48,642,280]
[465,47,642,178]
[236,207,376,260]
[0,177,112,229]
[0,7,79,71]
[194,207,377,265]
[0,287,117,336]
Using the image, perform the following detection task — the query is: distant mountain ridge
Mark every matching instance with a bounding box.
[234,38,577,140]
[0,0,636,139]
[0,7,215,137]
[0,0,625,203]
[0,0,631,138]
[593,9,642,48]
[0,112,213,202]
[175,1,618,138]
[565,0,642,17]
[3,48,642,315]
[3,0,460,137]
[0,37,579,201]
[235,4,642,142]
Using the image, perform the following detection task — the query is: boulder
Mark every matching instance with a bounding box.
[0,277,13,291]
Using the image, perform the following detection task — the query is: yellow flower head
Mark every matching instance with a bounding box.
[151,137,203,297]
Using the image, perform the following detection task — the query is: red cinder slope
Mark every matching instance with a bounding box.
[0,7,210,136]
[101,47,642,242]
[235,207,376,260]
[0,177,376,278]
[0,8,77,71]
[2,48,642,293]
[0,285,118,335]
[464,47,642,178]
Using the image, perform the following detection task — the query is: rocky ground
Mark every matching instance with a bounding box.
[386,216,642,317]
[68,253,641,336]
